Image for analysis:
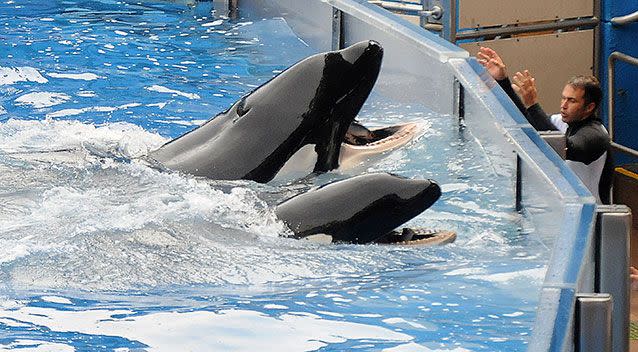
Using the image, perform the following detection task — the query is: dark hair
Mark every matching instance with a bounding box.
[567,75,602,110]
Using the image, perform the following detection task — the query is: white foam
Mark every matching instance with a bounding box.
[440,183,471,193]
[202,19,223,27]
[48,72,103,81]
[46,103,140,119]
[0,307,412,351]
[502,311,524,318]
[0,244,32,264]
[147,102,167,109]
[263,304,288,310]
[15,92,71,108]
[0,318,30,327]
[0,118,165,157]
[444,268,487,276]
[76,91,96,97]
[145,85,200,100]
[41,296,73,305]
[471,267,547,284]
[0,66,48,85]
[383,318,428,330]
[0,339,75,352]
[383,342,470,352]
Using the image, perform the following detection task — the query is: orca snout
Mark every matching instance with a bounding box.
[339,40,383,64]
[420,179,441,208]
[395,177,441,210]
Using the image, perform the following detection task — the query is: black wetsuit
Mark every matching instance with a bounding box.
[497,78,613,204]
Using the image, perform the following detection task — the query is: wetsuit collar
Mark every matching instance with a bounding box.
[567,114,601,128]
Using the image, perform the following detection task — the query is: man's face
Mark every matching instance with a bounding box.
[560,85,595,124]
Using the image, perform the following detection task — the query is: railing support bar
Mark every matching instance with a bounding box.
[607,51,638,157]
[596,205,632,352]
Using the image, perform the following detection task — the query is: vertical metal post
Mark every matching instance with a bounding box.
[515,154,522,211]
[608,54,617,142]
[596,205,632,352]
[440,0,456,42]
[226,0,237,19]
[575,294,613,352]
[453,78,464,122]
[332,8,343,51]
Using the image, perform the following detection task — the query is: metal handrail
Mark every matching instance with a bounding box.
[369,1,442,20]
[455,17,599,40]
[607,51,638,158]
[611,10,638,26]
[368,0,422,13]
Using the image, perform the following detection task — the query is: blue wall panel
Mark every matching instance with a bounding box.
[598,1,638,165]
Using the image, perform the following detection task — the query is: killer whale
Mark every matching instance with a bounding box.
[275,172,442,244]
[148,40,383,183]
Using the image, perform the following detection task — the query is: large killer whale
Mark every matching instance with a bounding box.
[148,40,384,183]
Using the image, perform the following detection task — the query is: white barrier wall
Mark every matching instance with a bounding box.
[243,1,599,350]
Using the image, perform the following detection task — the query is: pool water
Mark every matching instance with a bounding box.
[0,0,550,351]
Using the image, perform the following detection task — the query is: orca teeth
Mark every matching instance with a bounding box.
[366,126,413,146]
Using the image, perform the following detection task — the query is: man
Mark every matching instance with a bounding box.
[477,47,613,204]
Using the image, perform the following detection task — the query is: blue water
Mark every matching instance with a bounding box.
[0,1,550,351]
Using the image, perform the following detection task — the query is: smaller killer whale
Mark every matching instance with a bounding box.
[275,172,446,244]
[147,40,383,183]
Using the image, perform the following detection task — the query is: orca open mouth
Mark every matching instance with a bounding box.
[337,121,426,169]
[374,227,457,246]
[344,121,424,147]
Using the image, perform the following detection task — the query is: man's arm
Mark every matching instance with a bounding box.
[525,103,559,131]
[477,48,557,131]
[511,70,559,131]
[496,77,528,114]
[565,124,609,164]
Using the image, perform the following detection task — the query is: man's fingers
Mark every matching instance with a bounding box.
[511,84,521,94]
[480,47,497,57]
[512,73,524,86]
[512,71,535,89]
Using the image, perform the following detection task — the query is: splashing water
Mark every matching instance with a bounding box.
[0,0,549,350]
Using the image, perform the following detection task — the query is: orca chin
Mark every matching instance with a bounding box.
[275,172,441,244]
[146,40,383,183]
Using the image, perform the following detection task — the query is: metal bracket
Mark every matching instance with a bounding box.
[419,5,442,22]
[423,0,444,25]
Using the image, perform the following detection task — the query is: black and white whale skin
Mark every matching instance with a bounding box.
[275,173,442,244]
[147,40,383,183]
